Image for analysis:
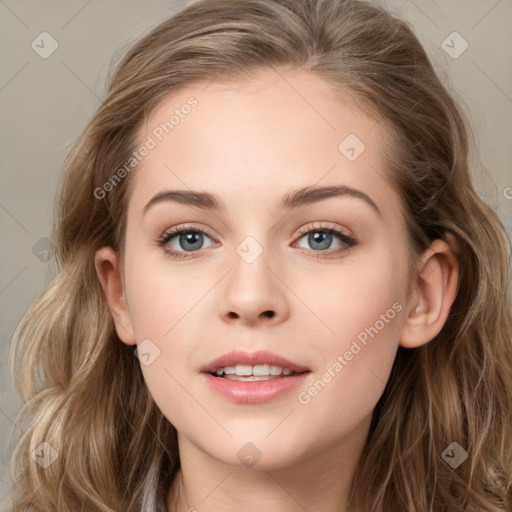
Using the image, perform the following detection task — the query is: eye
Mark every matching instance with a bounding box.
[156,222,357,260]
[293,222,357,258]
[157,224,217,259]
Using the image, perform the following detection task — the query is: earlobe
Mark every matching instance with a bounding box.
[399,236,459,349]
[94,246,136,346]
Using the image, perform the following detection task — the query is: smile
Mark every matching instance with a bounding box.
[214,364,297,379]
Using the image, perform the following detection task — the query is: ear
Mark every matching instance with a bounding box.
[399,235,459,349]
[94,246,136,346]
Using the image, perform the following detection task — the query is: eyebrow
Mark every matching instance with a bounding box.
[141,184,382,217]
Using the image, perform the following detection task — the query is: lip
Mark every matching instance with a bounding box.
[199,350,311,404]
[201,372,311,404]
[200,349,310,374]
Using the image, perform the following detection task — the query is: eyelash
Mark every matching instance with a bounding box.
[156,222,357,260]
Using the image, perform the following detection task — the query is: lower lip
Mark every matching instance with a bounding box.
[201,372,311,404]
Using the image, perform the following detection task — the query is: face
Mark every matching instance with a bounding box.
[114,67,412,469]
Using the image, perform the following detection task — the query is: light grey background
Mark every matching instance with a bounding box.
[1,0,511,506]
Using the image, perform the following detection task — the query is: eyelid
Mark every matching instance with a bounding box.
[164,222,213,236]
[295,221,353,238]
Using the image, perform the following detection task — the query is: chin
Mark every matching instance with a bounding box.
[199,435,311,471]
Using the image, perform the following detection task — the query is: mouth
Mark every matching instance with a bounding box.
[209,364,307,381]
[200,350,311,403]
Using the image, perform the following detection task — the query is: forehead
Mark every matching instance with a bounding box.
[128,67,396,217]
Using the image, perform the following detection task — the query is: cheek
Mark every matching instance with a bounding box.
[122,247,214,425]
[297,241,406,346]
[293,246,406,420]
[125,283,198,402]
[124,240,206,341]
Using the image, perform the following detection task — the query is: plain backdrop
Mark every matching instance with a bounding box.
[0,0,511,506]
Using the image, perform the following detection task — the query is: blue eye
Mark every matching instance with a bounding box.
[157,223,357,260]
[157,226,215,259]
[294,224,357,257]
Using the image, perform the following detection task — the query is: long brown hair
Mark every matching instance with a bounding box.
[8,0,512,510]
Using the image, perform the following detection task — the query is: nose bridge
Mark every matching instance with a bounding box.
[219,232,289,325]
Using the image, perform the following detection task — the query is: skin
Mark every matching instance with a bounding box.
[95,67,459,512]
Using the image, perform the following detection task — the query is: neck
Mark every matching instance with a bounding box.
[167,415,370,512]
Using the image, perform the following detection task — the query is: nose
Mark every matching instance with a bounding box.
[219,245,290,327]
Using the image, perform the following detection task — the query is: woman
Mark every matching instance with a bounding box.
[9,0,512,510]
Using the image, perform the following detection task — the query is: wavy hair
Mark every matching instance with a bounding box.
[8,0,512,510]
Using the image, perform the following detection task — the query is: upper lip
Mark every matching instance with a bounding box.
[200,350,310,374]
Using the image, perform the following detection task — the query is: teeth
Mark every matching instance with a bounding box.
[235,365,253,376]
[224,375,283,381]
[214,364,296,377]
[253,364,270,376]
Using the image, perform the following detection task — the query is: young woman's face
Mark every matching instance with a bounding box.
[120,67,412,469]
